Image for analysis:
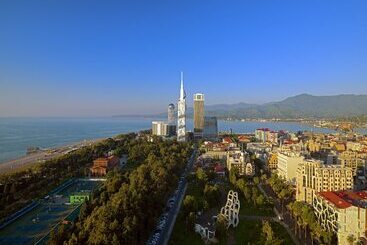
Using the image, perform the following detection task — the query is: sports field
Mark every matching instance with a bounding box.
[0,179,100,245]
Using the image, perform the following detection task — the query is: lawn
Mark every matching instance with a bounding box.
[232,219,295,245]
[233,219,263,244]
[169,213,203,245]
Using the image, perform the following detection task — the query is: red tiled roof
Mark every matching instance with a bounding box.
[214,165,225,172]
[319,191,352,209]
[256,128,270,131]
[223,137,233,143]
[318,190,367,209]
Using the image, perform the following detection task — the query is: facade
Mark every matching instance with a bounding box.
[313,190,367,244]
[326,152,338,165]
[177,72,186,142]
[277,151,304,184]
[193,93,205,138]
[90,156,120,176]
[168,103,175,125]
[255,128,269,142]
[338,150,366,175]
[227,150,248,175]
[255,128,278,144]
[166,124,177,136]
[296,159,354,204]
[152,121,176,137]
[268,153,278,171]
[307,139,321,153]
[245,162,255,177]
[203,116,218,140]
[152,121,166,136]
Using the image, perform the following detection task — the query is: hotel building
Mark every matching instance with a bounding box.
[313,190,367,244]
[193,93,205,138]
[296,159,354,204]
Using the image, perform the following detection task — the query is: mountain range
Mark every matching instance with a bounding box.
[115,94,367,119]
[201,94,367,119]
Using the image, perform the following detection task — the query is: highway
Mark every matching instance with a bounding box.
[147,148,197,245]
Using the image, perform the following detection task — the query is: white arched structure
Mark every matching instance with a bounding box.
[219,190,240,228]
[194,223,216,241]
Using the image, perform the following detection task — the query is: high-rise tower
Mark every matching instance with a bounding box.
[168,103,175,125]
[177,72,186,142]
[193,93,205,138]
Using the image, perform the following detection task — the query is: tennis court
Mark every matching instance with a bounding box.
[0,179,101,245]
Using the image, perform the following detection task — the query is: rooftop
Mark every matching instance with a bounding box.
[318,190,367,209]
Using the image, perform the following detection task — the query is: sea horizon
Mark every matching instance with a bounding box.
[1,116,366,164]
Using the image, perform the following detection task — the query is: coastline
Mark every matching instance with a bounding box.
[0,138,105,174]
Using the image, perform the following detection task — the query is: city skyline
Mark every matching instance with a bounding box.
[1,1,367,244]
[1,1,367,116]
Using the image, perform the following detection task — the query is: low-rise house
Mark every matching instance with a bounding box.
[90,156,120,176]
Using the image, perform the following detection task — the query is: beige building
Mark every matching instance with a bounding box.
[193,93,205,137]
[277,151,304,184]
[227,150,248,175]
[245,162,255,177]
[338,150,366,175]
[296,159,354,204]
[313,191,367,245]
[267,153,278,171]
[346,141,363,151]
[307,139,321,153]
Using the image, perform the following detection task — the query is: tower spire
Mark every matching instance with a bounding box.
[180,71,185,99]
[177,71,186,142]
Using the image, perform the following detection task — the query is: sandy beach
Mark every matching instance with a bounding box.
[0,138,104,174]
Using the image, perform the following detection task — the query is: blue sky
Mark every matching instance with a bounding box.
[0,0,367,116]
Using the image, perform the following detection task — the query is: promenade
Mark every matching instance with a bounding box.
[0,138,103,174]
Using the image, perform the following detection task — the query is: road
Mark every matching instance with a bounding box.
[155,149,197,245]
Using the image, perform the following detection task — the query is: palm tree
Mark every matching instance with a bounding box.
[279,188,289,215]
[347,234,356,245]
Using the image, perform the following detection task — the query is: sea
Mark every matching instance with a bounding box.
[0,117,366,164]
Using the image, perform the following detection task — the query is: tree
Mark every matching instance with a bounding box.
[347,234,356,245]
[253,176,260,185]
[58,138,193,244]
[279,188,289,214]
[236,178,247,191]
[262,220,274,241]
[256,195,265,206]
[229,168,238,185]
[261,174,267,183]
[243,186,252,201]
[186,212,196,230]
[251,186,259,206]
[204,184,220,208]
[196,168,208,183]
[183,195,198,215]
[216,215,228,240]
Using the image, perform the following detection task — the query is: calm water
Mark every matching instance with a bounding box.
[0,117,365,163]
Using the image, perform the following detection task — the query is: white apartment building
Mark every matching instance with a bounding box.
[277,151,304,184]
[313,191,367,245]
